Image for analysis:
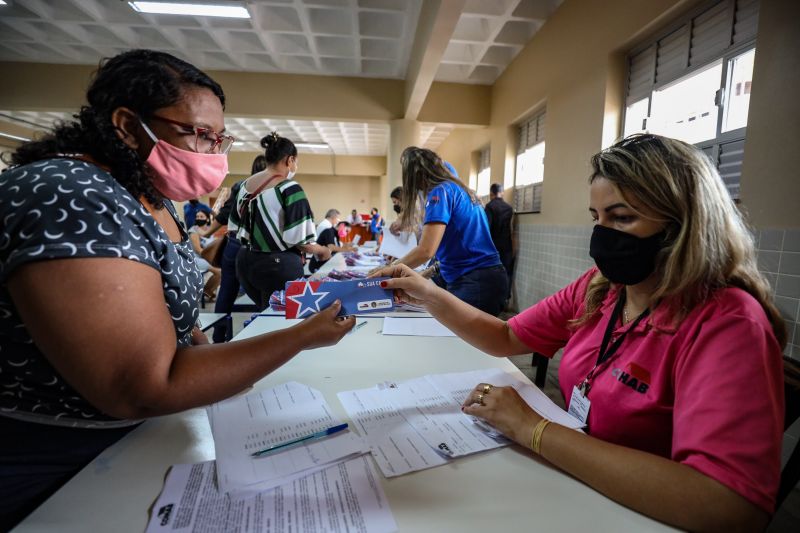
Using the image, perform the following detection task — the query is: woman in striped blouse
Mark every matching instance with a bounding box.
[232,133,330,309]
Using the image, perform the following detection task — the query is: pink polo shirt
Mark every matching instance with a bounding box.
[509,268,784,514]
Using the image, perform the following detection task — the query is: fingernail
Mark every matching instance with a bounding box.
[380,281,387,288]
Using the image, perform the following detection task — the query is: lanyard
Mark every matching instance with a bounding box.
[579,290,650,397]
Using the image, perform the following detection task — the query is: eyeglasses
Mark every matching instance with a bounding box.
[147,115,235,154]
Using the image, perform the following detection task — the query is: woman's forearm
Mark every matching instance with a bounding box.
[537,424,768,532]
[114,321,317,418]
[298,243,324,255]
[423,285,526,356]
[395,246,432,270]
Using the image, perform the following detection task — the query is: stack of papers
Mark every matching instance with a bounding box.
[146,456,396,533]
[207,382,366,494]
[338,368,583,477]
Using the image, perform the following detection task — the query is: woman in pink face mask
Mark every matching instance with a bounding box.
[0,49,354,529]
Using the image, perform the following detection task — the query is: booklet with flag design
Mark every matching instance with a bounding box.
[284,278,394,318]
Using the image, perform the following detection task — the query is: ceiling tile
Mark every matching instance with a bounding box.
[315,35,354,57]
[358,11,403,38]
[257,5,303,32]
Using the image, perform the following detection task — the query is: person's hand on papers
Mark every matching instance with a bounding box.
[370,264,437,308]
[293,300,355,349]
[462,384,542,446]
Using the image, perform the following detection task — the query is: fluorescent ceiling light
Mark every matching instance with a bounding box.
[0,1,7,6]
[0,132,31,142]
[295,142,330,149]
[129,2,249,18]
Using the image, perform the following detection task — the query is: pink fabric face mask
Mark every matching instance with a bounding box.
[140,120,228,201]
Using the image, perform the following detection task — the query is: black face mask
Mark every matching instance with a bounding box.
[589,225,666,285]
[196,219,208,226]
[393,204,402,214]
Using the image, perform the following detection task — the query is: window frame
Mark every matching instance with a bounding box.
[621,0,759,200]
[513,109,546,214]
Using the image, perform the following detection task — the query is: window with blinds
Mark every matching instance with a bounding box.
[514,110,546,213]
[623,0,758,200]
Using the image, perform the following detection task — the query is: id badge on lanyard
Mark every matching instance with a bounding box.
[567,291,649,428]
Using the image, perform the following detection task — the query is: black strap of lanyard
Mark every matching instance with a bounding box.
[581,291,650,396]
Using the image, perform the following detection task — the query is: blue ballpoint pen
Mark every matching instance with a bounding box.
[250,423,349,457]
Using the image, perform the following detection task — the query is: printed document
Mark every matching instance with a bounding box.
[146,456,397,533]
[338,368,583,477]
[338,386,449,477]
[208,382,366,494]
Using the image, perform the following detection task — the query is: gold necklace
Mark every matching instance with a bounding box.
[623,305,630,324]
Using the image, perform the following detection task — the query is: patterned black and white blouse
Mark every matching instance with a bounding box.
[0,158,203,427]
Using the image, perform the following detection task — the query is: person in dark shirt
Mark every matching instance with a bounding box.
[484,183,515,297]
[310,221,355,273]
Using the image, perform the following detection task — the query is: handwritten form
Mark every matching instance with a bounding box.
[207,382,366,494]
[145,456,396,533]
[338,368,583,477]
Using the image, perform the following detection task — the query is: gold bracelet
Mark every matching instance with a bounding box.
[531,419,551,455]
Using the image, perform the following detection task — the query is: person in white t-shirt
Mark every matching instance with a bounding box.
[315,208,340,239]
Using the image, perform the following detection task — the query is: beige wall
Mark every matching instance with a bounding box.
[213,153,385,223]
[0,63,489,127]
[738,0,800,228]
[436,127,492,186]
[417,82,491,125]
[225,151,385,177]
[293,173,382,223]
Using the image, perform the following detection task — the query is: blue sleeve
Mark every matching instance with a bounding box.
[423,184,452,225]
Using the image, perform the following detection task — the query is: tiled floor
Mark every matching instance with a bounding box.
[207,303,799,531]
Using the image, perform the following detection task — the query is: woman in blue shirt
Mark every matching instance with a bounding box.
[369,207,384,241]
[390,147,507,315]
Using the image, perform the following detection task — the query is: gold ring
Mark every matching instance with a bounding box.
[476,393,484,406]
[482,384,493,394]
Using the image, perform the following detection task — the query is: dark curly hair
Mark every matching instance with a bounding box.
[260,131,297,165]
[10,49,225,208]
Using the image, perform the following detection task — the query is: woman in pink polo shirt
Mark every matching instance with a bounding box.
[374,134,786,531]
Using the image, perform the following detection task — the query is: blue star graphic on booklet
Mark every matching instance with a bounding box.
[284,279,394,318]
[286,283,331,318]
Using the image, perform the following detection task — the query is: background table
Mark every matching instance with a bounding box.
[14,316,677,532]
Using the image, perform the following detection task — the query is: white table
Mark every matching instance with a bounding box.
[197,312,226,330]
[14,317,676,532]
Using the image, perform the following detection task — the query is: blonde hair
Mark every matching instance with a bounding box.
[398,147,475,230]
[575,134,786,348]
